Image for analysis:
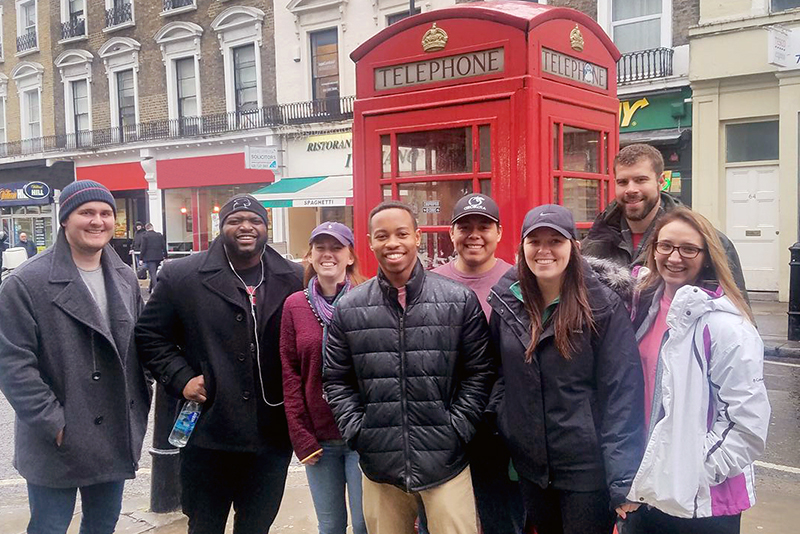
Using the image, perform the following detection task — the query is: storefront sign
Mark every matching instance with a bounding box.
[307,135,352,152]
[619,88,692,133]
[296,198,347,207]
[245,146,279,172]
[767,26,800,68]
[374,47,504,91]
[0,181,53,206]
[287,132,352,177]
[541,48,608,90]
[33,218,46,246]
[23,182,51,200]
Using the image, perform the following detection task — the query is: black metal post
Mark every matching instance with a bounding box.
[409,0,415,17]
[149,384,182,513]
[789,242,800,341]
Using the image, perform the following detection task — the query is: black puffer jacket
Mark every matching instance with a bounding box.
[486,261,644,509]
[582,193,749,300]
[323,260,494,492]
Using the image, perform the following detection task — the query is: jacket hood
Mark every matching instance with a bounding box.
[667,283,745,332]
[584,255,636,306]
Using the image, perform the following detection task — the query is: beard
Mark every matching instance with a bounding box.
[622,194,659,222]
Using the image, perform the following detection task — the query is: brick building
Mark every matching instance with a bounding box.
[0,0,289,259]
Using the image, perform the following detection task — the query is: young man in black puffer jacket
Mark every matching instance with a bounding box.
[324,201,494,534]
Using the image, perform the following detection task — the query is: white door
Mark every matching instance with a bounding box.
[726,166,780,291]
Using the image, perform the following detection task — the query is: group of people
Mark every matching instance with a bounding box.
[0,143,770,534]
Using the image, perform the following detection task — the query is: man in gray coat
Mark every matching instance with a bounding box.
[0,180,152,534]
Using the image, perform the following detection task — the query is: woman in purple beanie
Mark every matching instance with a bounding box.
[280,221,367,534]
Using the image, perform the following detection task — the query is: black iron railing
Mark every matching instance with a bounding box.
[16,31,37,53]
[61,17,86,40]
[617,47,674,85]
[106,3,133,28]
[0,96,355,157]
[163,0,194,11]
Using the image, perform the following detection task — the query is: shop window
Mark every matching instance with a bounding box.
[311,28,339,102]
[396,128,471,176]
[234,44,258,113]
[772,0,800,12]
[726,121,779,163]
[387,8,420,26]
[609,0,669,53]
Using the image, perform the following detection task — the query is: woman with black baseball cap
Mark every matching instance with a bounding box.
[485,204,645,534]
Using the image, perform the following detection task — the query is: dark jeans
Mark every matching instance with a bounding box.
[623,506,741,534]
[519,478,614,534]
[470,429,525,534]
[145,261,161,292]
[27,480,125,534]
[180,445,291,534]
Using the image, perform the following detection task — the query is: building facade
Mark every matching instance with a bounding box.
[690,0,800,299]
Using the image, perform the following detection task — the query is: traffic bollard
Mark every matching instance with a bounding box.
[149,383,182,513]
[789,242,800,341]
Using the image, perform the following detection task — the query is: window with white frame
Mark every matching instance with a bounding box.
[11,61,44,146]
[0,99,6,145]
[25,90,40,139]
[310,28,339,101]
[60,0,86,40]
[55,49,93,146]
[211,7,265,114]
[98,37,140,140]
[773,1,800,12]
[72,80,89,132]
[16,0,38,53]
[387,8,420,26]
[154,22,203,125]
[0,5,5,60]
[609,0,669,53]
[105,0,134,29]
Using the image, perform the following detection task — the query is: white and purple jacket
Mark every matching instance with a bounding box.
[627,283,770,518]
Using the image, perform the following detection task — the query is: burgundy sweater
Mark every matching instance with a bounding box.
[280,290,343,461]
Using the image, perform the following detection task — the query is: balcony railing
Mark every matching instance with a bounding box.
[163,0,194,11]
[0,96,355,157]
[61,16,86,40]
[617,47,674,85]
[106,3,133,28]
[16,30,37,53]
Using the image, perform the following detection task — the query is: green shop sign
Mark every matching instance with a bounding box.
[619,87,692,133]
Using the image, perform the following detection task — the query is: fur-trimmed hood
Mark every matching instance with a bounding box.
[584,255,637,307]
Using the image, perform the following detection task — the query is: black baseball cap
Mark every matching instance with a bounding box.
[451,193,500,225]
[521,204,577,240]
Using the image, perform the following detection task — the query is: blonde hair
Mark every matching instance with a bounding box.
[640,207,753,323]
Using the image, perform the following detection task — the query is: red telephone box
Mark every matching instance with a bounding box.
[351,1,620,272]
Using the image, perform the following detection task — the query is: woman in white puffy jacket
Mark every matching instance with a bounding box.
[621,207,770,534]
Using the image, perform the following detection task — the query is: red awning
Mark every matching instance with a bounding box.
[156,153,275,189]
[76,162,147,191]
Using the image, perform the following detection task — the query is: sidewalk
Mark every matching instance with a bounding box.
[750,298,800,359]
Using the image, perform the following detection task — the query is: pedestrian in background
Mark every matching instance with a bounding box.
[625,208,770,534]
[0,229,8,277]
[136,194,303,534]
[324,201,494,534]
[132,221,145,267]
[139,222,167,293]
[582,144,748,297]
[281,221,368,534]
[487,204,644,534]
[0,180,152,534]
[433,193,523,534]
[19,232,38,258]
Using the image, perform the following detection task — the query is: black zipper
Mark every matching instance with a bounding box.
[398,310,413,491]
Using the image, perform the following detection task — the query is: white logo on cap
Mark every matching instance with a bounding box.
[464,195,487,212]
[232,198,252,210]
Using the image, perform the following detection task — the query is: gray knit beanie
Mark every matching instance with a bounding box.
[59,180,116,224]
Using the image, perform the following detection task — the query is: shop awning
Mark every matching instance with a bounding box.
[252,175,352,208]
[620,128,686,145]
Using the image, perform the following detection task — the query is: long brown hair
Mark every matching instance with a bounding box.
[303,243,367,287]
[640,207,753,323]
[517,239,594,362]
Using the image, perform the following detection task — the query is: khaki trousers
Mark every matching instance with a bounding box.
[361,465,477,534]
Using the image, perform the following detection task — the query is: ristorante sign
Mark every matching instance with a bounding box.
[541,48,608,90]
[375,47,504,91]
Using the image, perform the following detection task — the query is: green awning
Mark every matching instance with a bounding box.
[252,177,326,195]
[253,175,353,209]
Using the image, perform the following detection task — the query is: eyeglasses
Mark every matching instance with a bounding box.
[654,241,703,259]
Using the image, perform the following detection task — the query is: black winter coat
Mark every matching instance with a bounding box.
[323,260,494,492]
[139,230,167,262]
[582,192,749,299]
[135,238,303,452]
[487,262,644,509]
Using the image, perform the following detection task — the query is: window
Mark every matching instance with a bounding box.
[105,0,134,29]
[234,44,257,112]
[772,0,800,12]
[11,61,44,150]
[0,98,6,145]
[610,0,664,53]
[71,79,89,133]
[16,0,38,53]
[176,58,197,119]
[387,8,420,26]
[61,0,86,40]
[117,69,135,130]
[0,5,5,60]
[25,90,40,139]
[726,121,780,163]
[211,6,265,114]
[310,29,339,101]
[154,22,203,125]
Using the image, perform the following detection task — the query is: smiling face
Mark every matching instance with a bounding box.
[310,235,353,285]
[523,227,572,288]
[615,159,663,222]
[62,201,115,255]
[369,208,420,285]
[450,214,502,272]
[654,220,706,298]
[221,211,268,262]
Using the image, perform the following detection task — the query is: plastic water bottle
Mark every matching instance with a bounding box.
[168,401,201,448]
